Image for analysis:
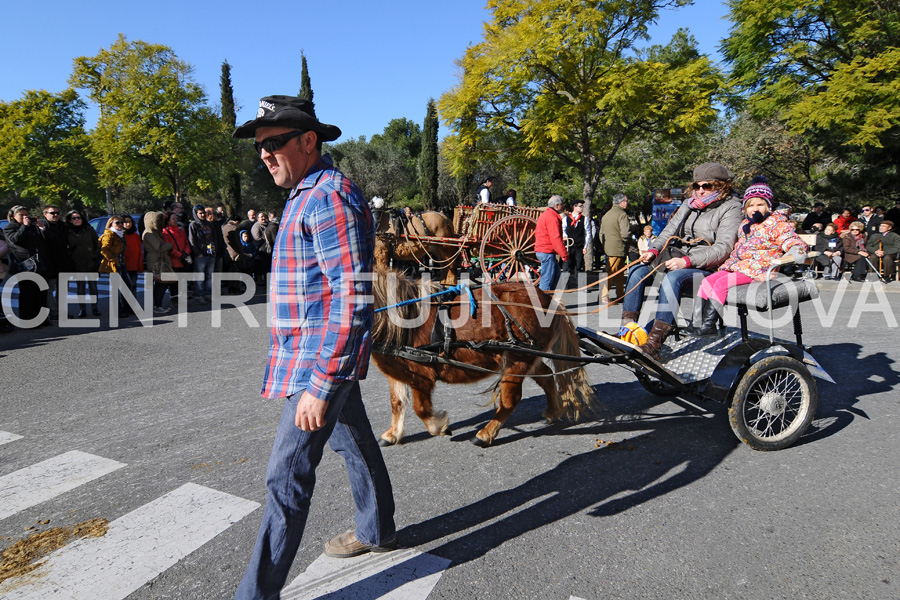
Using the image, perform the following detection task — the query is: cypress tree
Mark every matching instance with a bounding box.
[220,59,241,212]
[299,51,314,109]
[220,60,236,127]
[419,98,439,210]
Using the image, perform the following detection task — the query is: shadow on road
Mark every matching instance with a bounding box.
[397,380,740,569]
[799,342,896,446]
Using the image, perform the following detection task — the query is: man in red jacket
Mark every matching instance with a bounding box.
[535,195,569,290]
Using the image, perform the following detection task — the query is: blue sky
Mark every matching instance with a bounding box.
[1,0,731,141]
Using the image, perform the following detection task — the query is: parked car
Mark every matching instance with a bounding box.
[90,214,145,236]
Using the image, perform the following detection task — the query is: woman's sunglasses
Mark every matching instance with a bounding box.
[692,182,714,191]
[254,130,306,155]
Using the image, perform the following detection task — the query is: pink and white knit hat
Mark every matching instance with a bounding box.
[743,176,774,210]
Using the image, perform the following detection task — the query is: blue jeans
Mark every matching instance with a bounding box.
[235,381,395,600]
[537,252,561,291]
[622,263,711,325]
[194,255,215,297]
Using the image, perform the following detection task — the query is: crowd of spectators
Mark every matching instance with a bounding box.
[0,202,280,329]
[803,201,900,282]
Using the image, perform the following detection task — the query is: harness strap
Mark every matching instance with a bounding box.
[415,214,434,237]
[483,287,536,346]
[372,342,599,377]
[375,283,477,316]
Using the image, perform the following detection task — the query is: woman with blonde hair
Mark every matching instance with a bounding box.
[98,215,132,313]
[841,221,870,282]
[98,216,126,275]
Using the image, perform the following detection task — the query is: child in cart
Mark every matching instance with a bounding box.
[693,176,808,336]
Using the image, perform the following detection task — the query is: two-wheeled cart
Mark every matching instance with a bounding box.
[575,263,832,450]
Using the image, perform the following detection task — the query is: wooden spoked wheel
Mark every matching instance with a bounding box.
[479,215,540,283]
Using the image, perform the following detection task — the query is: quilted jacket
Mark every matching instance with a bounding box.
[719,205,808,280]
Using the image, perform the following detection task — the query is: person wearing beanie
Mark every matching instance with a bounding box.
[621,161,743,359]
[694,176,808,335]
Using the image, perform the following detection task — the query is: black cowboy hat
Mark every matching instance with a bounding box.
[233,95,342,142]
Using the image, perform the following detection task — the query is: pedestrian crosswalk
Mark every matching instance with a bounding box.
[0,432,593,599]
[0,433,458,599]
[0,483,259,600]
[0,431,23,446]
[0,434,261,599]
[0,450,125,520]
[282,548,451,600]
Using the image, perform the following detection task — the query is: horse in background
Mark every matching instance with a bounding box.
[373,209,459,285]
[371,267,595,447]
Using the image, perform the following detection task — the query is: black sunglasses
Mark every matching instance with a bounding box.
[692,182,714,191]
[254,130,305,155]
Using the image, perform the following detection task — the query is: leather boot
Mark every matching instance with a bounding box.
[639,320,674,361]
[691,298,721,336]
[620,310,640,328]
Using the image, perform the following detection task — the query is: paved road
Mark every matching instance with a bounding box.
[0,279,898,599]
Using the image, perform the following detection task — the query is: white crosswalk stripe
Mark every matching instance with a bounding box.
[0,431,23,446]
[0,450,125,520]
[0,482,260,599]
[282,547,451,600]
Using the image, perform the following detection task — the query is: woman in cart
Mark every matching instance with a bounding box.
[621,162,743,359]
[692,177,808,336]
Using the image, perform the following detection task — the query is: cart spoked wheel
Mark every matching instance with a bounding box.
[479,215,540,283]
[636,372,680,397]
[729,356,818,451]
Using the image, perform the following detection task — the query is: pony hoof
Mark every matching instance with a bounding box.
[378,438,396,447]
[441,428,453,436]
[471,436,491,448]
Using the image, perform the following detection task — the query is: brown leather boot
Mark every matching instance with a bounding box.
[620,310,640,328]
[639,320,674,361]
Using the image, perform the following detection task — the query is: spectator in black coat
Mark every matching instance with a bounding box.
[802,202,831,233]
[3,206,48,325]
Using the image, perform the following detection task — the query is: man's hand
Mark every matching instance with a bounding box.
[860,251,870,258]
[638,251,655,263]
[295,391,328,431]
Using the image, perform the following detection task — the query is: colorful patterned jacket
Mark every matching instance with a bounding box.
[719,205,807,280]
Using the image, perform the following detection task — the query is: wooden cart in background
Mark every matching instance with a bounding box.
[451,204,546,283]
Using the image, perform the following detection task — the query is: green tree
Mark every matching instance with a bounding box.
[418,99,439,209]
[722,0,900,200]
[440,1,726,267]
[299,50,314,108]
[0,89,100,212]
[219,59,244,215]
[331,135,418,205]
[70,34,224,203]
[711,114,822,206]
[220,60,236,127]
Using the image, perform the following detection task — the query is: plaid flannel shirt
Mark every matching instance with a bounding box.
[261,154,375,401]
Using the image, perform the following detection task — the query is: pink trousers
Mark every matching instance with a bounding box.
[698,270,754,305]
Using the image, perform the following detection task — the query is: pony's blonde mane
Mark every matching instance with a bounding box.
[372,267,441,349]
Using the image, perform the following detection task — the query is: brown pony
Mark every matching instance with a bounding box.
[373,211,460,285]
[371,268,594,447]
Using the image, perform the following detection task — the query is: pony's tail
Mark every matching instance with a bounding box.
[549,307,595,420]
